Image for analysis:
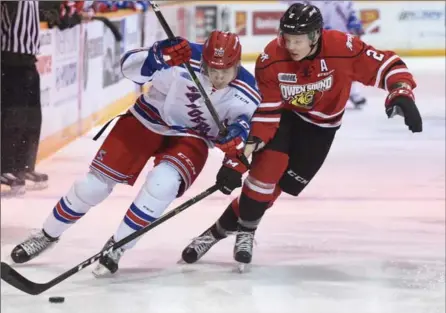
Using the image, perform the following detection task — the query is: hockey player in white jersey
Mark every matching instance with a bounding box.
[10,30,261,276]
[285,0,366,107]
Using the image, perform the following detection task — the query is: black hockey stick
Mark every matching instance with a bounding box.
[91,16,122,41]
[147,1,226,136]
[147,1,251,168]
[1,185,219,295]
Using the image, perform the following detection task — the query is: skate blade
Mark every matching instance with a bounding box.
[25,181,48,191]
[92,263,113,278]
[0,185,26,198]
[236,262,250,273]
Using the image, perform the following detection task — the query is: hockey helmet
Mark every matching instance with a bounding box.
[202,30,242,70]
[279,3,323,36]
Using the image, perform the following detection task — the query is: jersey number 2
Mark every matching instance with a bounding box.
[366,49,384,62]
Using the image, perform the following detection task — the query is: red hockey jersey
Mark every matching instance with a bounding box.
[250,29,416,144]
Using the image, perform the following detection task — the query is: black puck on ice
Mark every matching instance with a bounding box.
[49,297,65,303]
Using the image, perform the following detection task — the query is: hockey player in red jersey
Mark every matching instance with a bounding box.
[181,3,422,268]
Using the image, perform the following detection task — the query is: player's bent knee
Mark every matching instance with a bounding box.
[135,163,182,219]
[73,171,116,206]
[143,162,182,201]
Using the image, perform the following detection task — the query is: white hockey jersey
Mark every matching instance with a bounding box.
[120,42,261,146]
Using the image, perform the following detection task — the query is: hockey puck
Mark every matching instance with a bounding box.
[49,297,65,303]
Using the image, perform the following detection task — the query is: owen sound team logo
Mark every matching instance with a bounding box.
[280,75,333,108]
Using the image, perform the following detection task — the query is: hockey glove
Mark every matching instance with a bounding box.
[385,85,422,133]
[215,115,250,155]
[153,37,192,67]
[216,155,250,195]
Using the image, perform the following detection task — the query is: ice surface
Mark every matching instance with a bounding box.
[1,57,445,313]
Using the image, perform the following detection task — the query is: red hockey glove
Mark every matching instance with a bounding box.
[160,37,192,67]
[385,84,422,133]
[216,154,250,195]
[215,136,244,155]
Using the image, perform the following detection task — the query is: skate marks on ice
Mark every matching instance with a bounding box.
[1,214,445,313]
[2,254,443,313]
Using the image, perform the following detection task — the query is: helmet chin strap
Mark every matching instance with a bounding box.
[304,40,318,58]
[301,31,320,59]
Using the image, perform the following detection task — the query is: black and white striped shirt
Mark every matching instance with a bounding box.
[1,1,40,55]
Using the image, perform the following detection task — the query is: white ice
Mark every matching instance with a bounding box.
[1,57,445,313]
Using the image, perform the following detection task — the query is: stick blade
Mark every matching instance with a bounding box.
[1,262,47,295]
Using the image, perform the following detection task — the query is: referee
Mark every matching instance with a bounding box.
[1,1,82,196]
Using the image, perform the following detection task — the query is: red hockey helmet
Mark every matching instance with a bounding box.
[202,31,242,69]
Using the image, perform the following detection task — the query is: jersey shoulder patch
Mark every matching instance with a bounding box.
[255,38,292,70]
[321,30,364,58]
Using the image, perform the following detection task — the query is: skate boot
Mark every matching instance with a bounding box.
[92,236,125,277]
[234,226,255,272]
[10,229,59,263]
[1,173,26,197]
[181,224,228,264]
[16,171,49,191]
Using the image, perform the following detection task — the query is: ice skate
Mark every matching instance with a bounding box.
[10,229,58,263]
[92,236,125,277]
[233,227,255,273]
[16,171,49,191]
[181,224,227,264]
[1,173,26,197]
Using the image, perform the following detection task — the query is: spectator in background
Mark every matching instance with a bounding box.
[92,1,149,13]
[0,1,83,197]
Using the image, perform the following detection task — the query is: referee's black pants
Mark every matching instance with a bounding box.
[1,63,42,175]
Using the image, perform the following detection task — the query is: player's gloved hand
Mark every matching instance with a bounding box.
[216,154,250,195]
[215,135,243,155]
[153,37,192,67]
[385,84,422,133]
[215,115,250,155]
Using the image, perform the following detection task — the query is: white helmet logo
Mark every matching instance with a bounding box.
[214,47,225,57]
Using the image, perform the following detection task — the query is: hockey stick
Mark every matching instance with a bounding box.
[1,185,219,295]
[91,16,122,41]
[147,1,226,136]
[148,1,251,168]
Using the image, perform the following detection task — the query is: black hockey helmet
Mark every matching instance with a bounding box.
[279,3,323,35]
